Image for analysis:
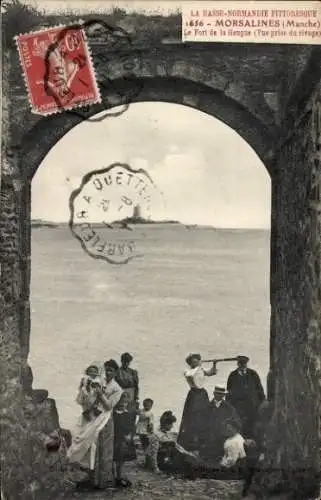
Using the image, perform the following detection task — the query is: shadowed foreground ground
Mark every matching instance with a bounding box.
[65,463,243,499]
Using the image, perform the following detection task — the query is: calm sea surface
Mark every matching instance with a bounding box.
[29,226,270,430]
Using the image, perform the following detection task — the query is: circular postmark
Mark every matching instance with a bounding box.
[43,19,143,121]
[69,163,164,264]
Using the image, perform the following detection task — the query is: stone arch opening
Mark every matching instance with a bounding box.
[19,76,275,365]
[20,77,275,181]
[29,99,271,427]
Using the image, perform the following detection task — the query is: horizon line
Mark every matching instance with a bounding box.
[31,218,270,230]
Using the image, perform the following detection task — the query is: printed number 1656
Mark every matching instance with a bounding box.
[186,20,204,27]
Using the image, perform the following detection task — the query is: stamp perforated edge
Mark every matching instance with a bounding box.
[14,20,102,117]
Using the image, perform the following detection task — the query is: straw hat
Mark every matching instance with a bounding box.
[213,385,228,395]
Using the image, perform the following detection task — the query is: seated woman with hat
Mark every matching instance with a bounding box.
[145,411,195,477]
[145,411,178,473]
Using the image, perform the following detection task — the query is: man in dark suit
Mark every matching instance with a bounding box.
[226,355,265,438]
[199,385,242,464]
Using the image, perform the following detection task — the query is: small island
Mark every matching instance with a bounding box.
[31,218,59,228]
[32,206,208,230]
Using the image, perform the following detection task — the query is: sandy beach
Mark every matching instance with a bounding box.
[65,462,243,499]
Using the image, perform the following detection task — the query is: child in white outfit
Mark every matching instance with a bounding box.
[77,364,102,421]
[136,398,154,451]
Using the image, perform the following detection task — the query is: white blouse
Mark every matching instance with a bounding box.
[220,433,246,467]
[184,366,206,389]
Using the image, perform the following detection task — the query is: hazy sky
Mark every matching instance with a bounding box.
[32,102,271,228]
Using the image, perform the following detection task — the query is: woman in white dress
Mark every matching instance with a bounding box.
[67,360,123,490]
[177,353,217,452]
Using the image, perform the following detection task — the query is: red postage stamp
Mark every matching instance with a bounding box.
[15,25,101,115]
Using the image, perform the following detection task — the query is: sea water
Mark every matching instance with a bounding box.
[29,226,270,430]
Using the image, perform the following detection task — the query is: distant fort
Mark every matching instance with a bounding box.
[110,205,180,226]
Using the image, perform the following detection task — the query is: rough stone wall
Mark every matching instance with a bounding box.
[262,79,321,498]
[1,42,68,500]
[7,40,281,151]
[0,48,25,432]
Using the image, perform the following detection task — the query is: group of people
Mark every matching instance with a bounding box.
[66,351,269,494]
[178,353,265,453]
[67,353,139,489]
[176,354,267,477]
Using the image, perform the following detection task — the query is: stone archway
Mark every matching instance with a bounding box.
[21,76,276,181]
[1,39,321,499]
[17,76,275,361]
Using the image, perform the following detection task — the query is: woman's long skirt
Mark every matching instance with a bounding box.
[177,388,209,452]
[91,417,115,489]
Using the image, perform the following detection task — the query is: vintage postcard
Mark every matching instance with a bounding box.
[1,1,321,499]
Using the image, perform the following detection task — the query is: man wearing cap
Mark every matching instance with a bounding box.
[226,355,265,438]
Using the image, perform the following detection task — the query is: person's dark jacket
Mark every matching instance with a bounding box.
[199,399,242,463]
[226,368,265,415]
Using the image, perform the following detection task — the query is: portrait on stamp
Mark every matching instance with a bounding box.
[15,24,101,115]
[1,1,321,500]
